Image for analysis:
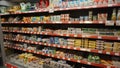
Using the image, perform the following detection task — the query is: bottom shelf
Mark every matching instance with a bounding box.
[5,45,118,68]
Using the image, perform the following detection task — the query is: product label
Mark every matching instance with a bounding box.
[116,20,120,26]
[105,21,114,26]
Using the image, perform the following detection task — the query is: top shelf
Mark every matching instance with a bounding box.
[0,3,120,16]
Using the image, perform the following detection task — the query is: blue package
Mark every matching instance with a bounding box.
[54,37,59,44]
[50,37,54,44]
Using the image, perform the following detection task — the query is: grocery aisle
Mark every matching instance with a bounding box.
[0,0,120,68]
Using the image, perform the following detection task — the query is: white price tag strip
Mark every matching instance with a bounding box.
[118,37,120,40]
[115,53,119,56]
[52,55,54,57]
[57,56,60,58]
[98,36,102,39]
[116,20,120,26]
[48,54,50,56]
[63,46,66,48]
[68,58,70,60]
[53,44,56,47]
[49,9,54,13]
[58,46,60,47]
[68,47,70,49]
[62,57,65,59]
[105,21,114,26]
[77,60,80,63]
[106,52,110,55]
[87,49,91,52]
[48,44,51,46]
[74,47,77,50]
[88,62,91,65]
[74,35,77,37]
[98,51,102,54]
[99,21,103,24]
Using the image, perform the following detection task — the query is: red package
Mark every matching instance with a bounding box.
[39,0,49,8]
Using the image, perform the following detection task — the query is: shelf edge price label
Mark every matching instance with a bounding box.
[105,21,114,26]
[116,20,120,26]
[106,52,110,55]
[115,53,119,56]
[98,51,102,54]
[49,9,54,13]
[118,37,120,40]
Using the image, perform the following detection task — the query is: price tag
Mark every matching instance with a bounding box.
[115,53,119,56]
[52,55,54,57]
[68,58,70,60]
[62,57,65,59]
[68,47,70,49]
[35,42,38,44]
[44,43,47,45]
[60,34,63,36]
[57,56,60,58]
[29,50,32,52]
[88,62,91,65]
[87,49,91,52]
[39,43,42,45]
[77,60,80,63]
[45,33,48,35]
[48,54,50,56]
[42,53,45,55]
[98,36,102,39]
[68,21,71,24]
[106,52,110,55]
[116,20,120,26]
[53,44,56,47]
[63,46,66,48]
[74,47,77,50]
[37,52,40,54]
[118,37,120,40]
[82,35,86,38]
[105,21,114,26]
[99,21,103,24]
[49,9,54,13]
[66,34,69,36]
[58,46,60,47]
[108,4,113,7]
[98,51,102,54]
[34,51,36,53]
[74,35,77,37]
[23,49,26,51]
[48,44,51,46]
[31,41,34,44]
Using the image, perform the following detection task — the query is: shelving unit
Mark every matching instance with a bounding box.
[1,0,120,68]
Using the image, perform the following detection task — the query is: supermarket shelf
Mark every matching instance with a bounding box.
[4,38,120,57]
[1,20,115,25]
[4,45,116,68]
[0,3,120,16]
[3,30,120,41]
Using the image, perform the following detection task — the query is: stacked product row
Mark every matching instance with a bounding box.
[7,53,73,68]
[2,26,120,36]
[1,0,119,14]
[1,9,120,22]
[4,41,120,67]
[3,34,120,52]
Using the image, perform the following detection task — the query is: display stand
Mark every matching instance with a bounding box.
[0,16,6,67]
